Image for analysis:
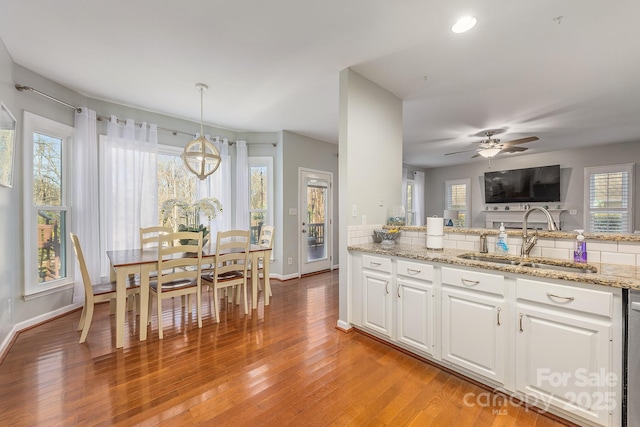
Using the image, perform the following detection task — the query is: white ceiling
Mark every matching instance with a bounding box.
[2,0,639,168]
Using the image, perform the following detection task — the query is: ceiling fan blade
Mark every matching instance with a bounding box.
[502,136,539,146]
[501,146,528,153]
[445,148,479,156]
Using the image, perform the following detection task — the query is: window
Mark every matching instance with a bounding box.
[23,112,74,296]
[585,164,634,233]
[405,181,415,225]
[446,178,471,227]
[249,157,273,244]
[157,146,198,227]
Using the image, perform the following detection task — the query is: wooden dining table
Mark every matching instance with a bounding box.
[106,244,272,348]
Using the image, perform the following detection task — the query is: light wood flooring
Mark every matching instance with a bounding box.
[0,271,572,426]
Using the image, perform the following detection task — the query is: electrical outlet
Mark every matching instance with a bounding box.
[288,257,293,265]
[570,209,578,215]
[362,215,367,225]
[351,204,357,217]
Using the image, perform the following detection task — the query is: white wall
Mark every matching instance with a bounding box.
[423,141,640,231]
[0,38,16,343]
[282,130,339,278]
[338,68,403,327]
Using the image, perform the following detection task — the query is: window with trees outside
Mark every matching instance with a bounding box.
[445,178,471,227]
[249,157,273,244]
[585,164,634,233]
[157,146,198,228]
[23,112,74,296]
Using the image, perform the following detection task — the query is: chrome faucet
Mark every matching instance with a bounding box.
[521,207,558,258]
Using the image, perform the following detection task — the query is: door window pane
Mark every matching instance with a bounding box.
[250,165,268,243]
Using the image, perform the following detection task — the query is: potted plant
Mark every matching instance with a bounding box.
[161,197,223,245]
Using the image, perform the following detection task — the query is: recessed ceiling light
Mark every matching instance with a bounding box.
[451,16,477,33]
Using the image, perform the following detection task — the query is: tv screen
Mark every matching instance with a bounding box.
[484,165,560,204]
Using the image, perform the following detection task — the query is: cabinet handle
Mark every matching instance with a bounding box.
[407,268,421,274]
[397,285,401,298]
[546,292,575,302]
[385,281,389,294]
[370,262,381,267]
[519,313,524,332]
[497,307,501,326]
[461,278,480,286]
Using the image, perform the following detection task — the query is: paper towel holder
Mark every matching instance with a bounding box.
[444,210,459,227]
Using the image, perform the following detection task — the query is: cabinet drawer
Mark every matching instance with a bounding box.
[362,254,392,273]
[516,278,613,318]
[397,260,433,281]
[441,267,505,296]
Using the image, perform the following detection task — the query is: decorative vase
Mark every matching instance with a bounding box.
[386,206,406,227]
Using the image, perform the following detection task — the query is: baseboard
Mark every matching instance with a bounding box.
[0,303,82,363]
[335,319,352,332]
[270,273,299,281]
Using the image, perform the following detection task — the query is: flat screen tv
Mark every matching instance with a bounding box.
[484,165,561,204]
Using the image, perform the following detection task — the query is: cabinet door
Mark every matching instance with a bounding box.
[442,287,506,383]
[362,270,393,337]
[396,278,434,356]
[516,306,612,426]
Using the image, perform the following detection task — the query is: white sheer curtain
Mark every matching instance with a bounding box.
[197,136,231,240]
[72,108,100,303]
[235,140,249,229]
[414,170,425,226]
[103,116,158,259]
[402,167,408,224]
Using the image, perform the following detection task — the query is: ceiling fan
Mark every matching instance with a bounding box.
[445,130,539,159]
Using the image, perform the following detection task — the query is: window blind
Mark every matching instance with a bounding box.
[587,168,632,233]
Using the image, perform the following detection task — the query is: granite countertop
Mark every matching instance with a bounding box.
[348,242,640,291]
[391,225,640,242]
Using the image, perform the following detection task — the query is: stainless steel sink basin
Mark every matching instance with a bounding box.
[457,254,521,266]
[518,262,597,274]
[457,253,597,274]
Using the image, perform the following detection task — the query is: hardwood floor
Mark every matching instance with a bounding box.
[0,271,572,426]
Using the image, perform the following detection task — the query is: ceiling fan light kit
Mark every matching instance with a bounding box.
[478,148,501,158]
[444,130,540,160]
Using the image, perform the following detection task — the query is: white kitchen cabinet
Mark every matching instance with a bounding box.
[396,260,434,356]
[441,266,506,384]
[347,249,622,427]
[516,278,616,427]
[361,255,393,337]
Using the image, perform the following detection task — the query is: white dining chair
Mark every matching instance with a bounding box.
[70,233,140,343]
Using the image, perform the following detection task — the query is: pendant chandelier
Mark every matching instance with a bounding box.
[181,83,221,180]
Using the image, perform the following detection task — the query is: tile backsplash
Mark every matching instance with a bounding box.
[348,225,640,267]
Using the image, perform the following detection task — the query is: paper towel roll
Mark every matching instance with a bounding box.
[427,216,444,236]
[426,235,444,250]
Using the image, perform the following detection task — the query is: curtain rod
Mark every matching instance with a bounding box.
[16,83,201,139]
[14,83,276,146]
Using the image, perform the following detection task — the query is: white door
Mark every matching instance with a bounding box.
[299,169,332,275]
[516,306,612,426]
[396,278,434,355]
[362,270,393,338]
[441,287,506,383]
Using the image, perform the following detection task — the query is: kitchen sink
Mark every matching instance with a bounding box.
[457,253,597,274]
[457,254,522,266]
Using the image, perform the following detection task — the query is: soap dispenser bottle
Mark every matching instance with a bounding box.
[496,223,509,254]
[574,229,587,263]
